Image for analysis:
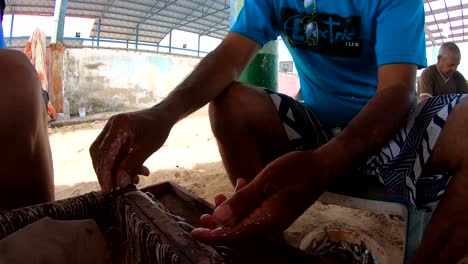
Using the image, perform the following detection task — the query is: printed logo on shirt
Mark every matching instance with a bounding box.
[281,8,361,58]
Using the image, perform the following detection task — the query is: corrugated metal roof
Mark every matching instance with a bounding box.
[425,0,468,47]
[4,0,468,47]
[5,0,230,43]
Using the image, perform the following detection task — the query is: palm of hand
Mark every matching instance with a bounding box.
[191,151,331,245]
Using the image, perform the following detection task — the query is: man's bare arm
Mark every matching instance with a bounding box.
[321,64,417,173]
[418,69,434,101]
[156,33,261,122]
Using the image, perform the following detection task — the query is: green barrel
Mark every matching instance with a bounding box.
[231,0,279,91]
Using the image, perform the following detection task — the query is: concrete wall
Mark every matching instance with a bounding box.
[62,48,300,115]
[63,48,201,114]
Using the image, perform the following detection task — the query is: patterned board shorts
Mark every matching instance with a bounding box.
[266,90,468,212]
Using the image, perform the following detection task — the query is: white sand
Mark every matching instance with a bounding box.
[49,108,467,264]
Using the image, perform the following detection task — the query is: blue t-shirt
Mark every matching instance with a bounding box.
[0,23,6,49]
[0,0,5,49]
[231,0,427,128]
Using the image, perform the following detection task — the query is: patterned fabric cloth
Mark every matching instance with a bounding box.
[24,28,57,120]
[267,89,468,212]
[0,188,221,263]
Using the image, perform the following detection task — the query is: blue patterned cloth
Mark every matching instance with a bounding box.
[267,90,468,212]
[367,94,468,211]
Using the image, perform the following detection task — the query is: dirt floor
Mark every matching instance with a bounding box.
[49,107,467,264]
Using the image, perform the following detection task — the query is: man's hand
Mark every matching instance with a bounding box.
[90,107,175,193]
[190,150,338,245]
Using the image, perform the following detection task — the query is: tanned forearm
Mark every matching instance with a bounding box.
[154,33,260,123]
[320,64,416,175]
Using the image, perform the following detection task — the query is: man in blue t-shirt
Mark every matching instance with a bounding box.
[91,1,468,263]
[0,0,55,210]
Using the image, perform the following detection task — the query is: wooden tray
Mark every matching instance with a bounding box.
[134,181,317,263]
[0,181,318,263]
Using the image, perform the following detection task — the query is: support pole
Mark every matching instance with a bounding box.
[97,18,101,47]
[9,14,14,45]
[197,34,201,57]
[50,0,68,113]
[168,30,172,53]
[230,0,278,91]
[51,0,68,44]
[135,25,139,49]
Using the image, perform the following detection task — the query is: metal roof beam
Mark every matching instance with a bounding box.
[115,0,228,21]
[70,3,226,32]
[201,0,216,16]
[427,24,466,33]
[426,15,466,26]
[7,4,54,9]
[96,29,164,39]
[97,23,167,35]
[425,3,468,16]
[173,7,228,32]
[425,25,437,46]
[9,1,229,30]
[430,32,467,40]
[5,0,15,14]
[199,25,230,36]
[170,0,211,31]
[126,0,179,40]
[98,0,117,19]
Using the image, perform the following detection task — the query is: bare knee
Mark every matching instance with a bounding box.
[0,49,42,95]
[210,82,247,119]
[209,82,270,132]
[0,49,54,209]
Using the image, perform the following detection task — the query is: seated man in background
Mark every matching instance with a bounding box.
[418,42,468,100]
[0,0,54,210]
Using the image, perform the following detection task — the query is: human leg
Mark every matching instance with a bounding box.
[0,49,54,210]
[209,82,330,186]
[209,82,291,185]
[366,94,468,263]
[412,98,468,264]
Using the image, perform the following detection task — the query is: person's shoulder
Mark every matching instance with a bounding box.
[421,64,437,76]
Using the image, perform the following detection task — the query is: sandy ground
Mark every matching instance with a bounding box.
[49,107,467,264]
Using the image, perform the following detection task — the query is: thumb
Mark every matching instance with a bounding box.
[116,148,150,187]
[234,178,248,192]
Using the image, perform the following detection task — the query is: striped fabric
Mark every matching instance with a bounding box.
[268,90,468,212]
[368,94,468,211]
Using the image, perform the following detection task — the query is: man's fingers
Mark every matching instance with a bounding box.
[116,147,150,185]
[192,188,303,245]
[96,122,131,192]
[139,165,150,176]
[234,178,248,192]
[191,226,235,245]
[131,174,140,185]
[199,214,220,229]
[90,120,113,185]
[192,194,292,245]
[211,179,268,227]
[214,194,227,207]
